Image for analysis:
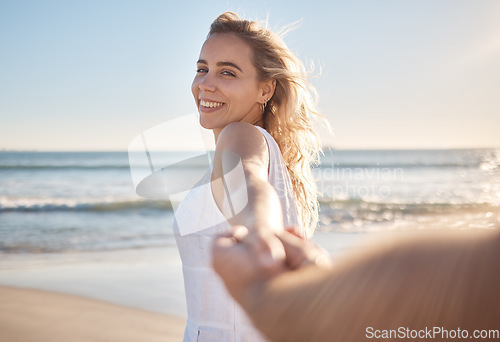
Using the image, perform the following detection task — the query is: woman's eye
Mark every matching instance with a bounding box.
[222,70,236,77]
[196,68,208,73]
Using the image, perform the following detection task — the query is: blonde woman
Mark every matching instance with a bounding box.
[174,12,323,341]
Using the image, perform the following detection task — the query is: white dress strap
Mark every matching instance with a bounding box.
[254,126,301,232]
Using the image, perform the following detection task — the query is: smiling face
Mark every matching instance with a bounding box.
[192,32,273,140]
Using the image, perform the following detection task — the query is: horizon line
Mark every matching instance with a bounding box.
[2,145,499,153]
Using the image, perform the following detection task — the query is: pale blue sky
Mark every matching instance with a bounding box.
[1,0,499,151]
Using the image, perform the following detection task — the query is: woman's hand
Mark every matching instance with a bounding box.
[212,226,330,306]
[212,225,286,305]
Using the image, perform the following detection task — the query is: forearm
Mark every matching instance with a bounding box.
[212,144,283,236]
[239,232,500,342]
[242,265,339,342]
[226,175,283,235]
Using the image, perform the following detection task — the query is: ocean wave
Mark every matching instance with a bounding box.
[1,162,495,173]
[315,162,495,169]
[317,197,500,231]
[0,151,214,170]
[318,148,500,170]
[319,197,499,212]
[0,165,131,170]
[0,199,173,213]
[0,163,210,171]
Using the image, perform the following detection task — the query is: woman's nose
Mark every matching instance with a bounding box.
[198,73,216,92]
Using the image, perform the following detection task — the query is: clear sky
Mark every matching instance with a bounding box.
[1,0,499,151]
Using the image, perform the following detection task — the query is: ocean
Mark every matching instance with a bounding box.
[1,149,499,254]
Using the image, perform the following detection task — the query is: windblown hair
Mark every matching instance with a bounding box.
[208,12,323,237]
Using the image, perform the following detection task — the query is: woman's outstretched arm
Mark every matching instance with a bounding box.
[211,122,286,274]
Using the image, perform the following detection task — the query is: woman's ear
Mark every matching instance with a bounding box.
[260,79,276,102]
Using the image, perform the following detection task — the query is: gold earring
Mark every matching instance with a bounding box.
[261,99,270,113]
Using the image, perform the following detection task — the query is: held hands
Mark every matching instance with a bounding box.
[277,228,332,270]
[212,226,331,305]
[211,226,286,304]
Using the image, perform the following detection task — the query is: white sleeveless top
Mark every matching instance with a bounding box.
[174,126,299,342]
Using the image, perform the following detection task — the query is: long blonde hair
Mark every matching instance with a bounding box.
[208,12,323,237]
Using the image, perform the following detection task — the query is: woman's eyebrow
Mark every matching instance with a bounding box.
[196,59,243,73]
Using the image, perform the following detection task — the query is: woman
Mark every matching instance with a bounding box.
[174,12,322,341]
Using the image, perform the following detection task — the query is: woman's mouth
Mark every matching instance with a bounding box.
[200,100,224,109]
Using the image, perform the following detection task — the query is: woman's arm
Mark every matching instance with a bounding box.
[211,122,286,271]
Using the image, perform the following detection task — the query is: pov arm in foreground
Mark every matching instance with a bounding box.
[240,230,500,342]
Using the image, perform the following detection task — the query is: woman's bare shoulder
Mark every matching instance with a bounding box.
[216,123,268,160]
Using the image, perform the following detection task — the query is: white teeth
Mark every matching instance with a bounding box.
[200,100,223,108]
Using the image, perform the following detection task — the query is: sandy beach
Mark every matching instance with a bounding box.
[0,286,185,342]
[0,246,188,341]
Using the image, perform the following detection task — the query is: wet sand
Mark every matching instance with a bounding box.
[0,286,185,342]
